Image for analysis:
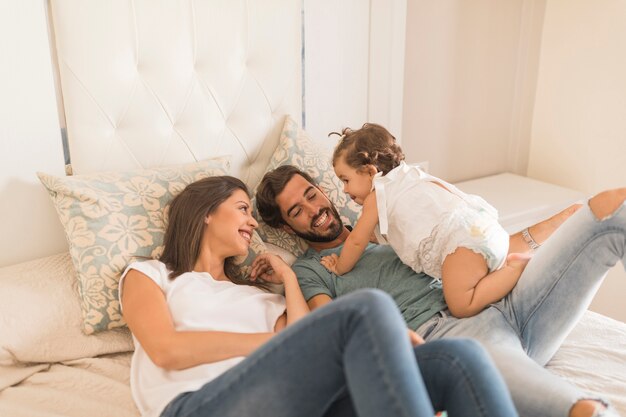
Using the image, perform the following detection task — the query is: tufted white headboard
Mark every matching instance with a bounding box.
[48,0,302,190]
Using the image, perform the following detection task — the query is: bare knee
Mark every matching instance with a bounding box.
[569,399,607,417]
[588,188,626,220]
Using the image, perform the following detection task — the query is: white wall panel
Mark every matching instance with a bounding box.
[303,0,370,145]
[303,0,406,147]
[0,0,68,267]
[368,0,407,140]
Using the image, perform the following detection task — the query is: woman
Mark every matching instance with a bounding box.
[120,176,518,417]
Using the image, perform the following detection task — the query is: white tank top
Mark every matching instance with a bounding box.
[119,260,286,417]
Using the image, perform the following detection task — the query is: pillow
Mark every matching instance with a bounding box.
[38,157,268,334]
[0,252,133,366]
[253,115,362,256]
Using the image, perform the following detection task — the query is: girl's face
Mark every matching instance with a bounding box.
[204,189,258,258]
[334,156,376,205]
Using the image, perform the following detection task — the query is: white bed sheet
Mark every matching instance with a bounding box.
[1,311,625,417]
[546,311,626,414]
[0,353,137,417]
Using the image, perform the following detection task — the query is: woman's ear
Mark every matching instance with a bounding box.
[204,214,212,225]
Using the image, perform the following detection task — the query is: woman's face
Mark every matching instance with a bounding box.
[204,189,258,258]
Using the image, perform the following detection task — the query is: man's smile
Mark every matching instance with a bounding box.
[313,211,329,228]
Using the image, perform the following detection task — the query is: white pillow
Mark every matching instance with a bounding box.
[0,252,133,365]
[37,157,233,334]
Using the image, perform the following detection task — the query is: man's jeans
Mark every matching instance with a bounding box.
[161,289,518,417]
[423,201,626,417]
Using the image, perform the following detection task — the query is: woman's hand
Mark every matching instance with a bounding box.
[252,253,310,327]
[250,253,294,284]
[320,254,339,274]
[408,328,425,347]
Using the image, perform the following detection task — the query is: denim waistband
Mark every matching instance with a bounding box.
[416,309,450,339]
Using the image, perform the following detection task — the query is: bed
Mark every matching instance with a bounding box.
[0,1,625,416]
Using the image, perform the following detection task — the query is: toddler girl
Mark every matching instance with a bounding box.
[320,123,532,318]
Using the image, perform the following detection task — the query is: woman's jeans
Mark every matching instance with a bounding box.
[161,289,517,417]
[422,201,626,417]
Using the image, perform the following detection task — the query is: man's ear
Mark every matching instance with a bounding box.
[281,224,295,235]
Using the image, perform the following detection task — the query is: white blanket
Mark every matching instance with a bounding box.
[1,253,625,416]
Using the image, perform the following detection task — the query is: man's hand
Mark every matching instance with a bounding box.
[320,254,339,274]
[408,329,425,347]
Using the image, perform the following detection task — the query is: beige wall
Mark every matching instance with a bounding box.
[529,0,626,322]
[402,0,625,322]
[0,0,67,267]
[402,0,546,182]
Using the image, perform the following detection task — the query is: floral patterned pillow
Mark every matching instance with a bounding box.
[253,115,362,256]
[38,157,266,334]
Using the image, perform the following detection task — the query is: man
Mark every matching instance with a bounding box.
[256,165,626,417]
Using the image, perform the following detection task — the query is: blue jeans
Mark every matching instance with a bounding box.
[161,289,517,417]
[422,201,626,417]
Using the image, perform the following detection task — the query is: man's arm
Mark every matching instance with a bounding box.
[307,294,332,310]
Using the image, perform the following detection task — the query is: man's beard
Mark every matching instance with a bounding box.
[291,206,344,243]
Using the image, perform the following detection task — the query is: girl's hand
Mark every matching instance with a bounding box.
[250,253,293,284]
[320,254,339,274]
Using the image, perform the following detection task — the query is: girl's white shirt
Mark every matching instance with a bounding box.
[119,260,286,417]
[372,162,509,281]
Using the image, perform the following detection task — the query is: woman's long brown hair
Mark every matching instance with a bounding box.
[159,176,268,290]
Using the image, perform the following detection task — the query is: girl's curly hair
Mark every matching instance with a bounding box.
[330,123,404,175]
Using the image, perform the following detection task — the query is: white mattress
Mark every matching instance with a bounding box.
[455,172,587,233]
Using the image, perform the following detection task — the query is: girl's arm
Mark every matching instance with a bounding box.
[251,253,310,327]
[441,249,531,318]
[121,269,274,371]
[321,192,379,275]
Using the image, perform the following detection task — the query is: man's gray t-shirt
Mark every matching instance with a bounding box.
[293,243,447,330]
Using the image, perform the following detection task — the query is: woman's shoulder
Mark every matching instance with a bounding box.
[124,259,170,288]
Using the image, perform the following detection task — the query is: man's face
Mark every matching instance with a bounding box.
[275,174,344,242]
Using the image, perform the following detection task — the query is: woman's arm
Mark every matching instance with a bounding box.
[121,269,273,371]
[321,192,379,275]
[251,254,310,327]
